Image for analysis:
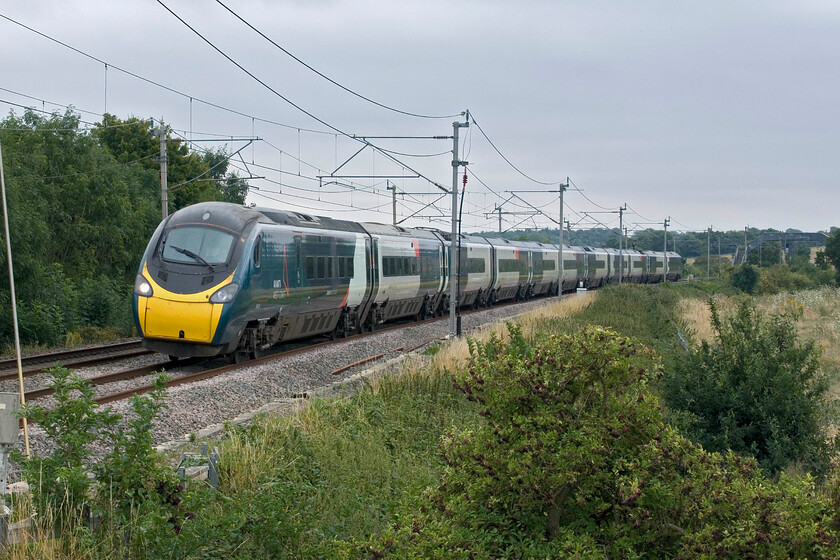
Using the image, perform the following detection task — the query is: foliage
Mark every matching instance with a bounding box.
[12,367,116,518]
[746,241,782,267]
[0,109,250,348]
[730,263,759,293]
[824,228,840,285]
[94,374,173,522]
[348,323,840,559]
[660,298,838,476]
[756,264,834,295]
[92,114,249,211]
[119,366,479,559]
[12,368,174,528]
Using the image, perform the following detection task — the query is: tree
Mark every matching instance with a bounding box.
[0,109,163,344]
[823,229,840,284]
[730,263,759,293]
[93,114,249,213]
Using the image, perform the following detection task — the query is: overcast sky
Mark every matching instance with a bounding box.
[1,1,838,234]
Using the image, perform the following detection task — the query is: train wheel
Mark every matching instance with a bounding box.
[249,344,263,360]
[230,349,250,364]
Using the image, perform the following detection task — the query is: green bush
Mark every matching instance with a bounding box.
[17,300,66,348]
[78,275,130,329]
[661,298,838,476]
[730,263,759,294]
[756,264,834,295]
[13,368,174,529]
[350,323,840,559]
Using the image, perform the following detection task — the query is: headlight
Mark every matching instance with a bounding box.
[209,283,239,304]
[133,274,153,297]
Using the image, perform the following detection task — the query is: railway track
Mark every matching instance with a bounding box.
[12,295,573,454]
[92,315,441,405]
[0,340,150,381]
[19,296,561,422]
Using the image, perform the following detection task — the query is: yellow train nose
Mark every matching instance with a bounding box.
[136,264,233,344]
[143,299,220,342]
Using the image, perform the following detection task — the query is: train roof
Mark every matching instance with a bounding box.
[167,202,265,232]
[360,222,441,240]
[252,207,368,234]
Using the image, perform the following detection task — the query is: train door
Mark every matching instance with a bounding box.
[294,235,302,286]
[357,236,378,328]
[527,251,534,286]
[372,239,380,294]
[489,245,497,291]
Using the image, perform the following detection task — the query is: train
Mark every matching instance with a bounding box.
[132,202,682,362]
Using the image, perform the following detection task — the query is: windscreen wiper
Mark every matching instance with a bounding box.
[169,245,216,272]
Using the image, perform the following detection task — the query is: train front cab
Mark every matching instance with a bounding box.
[133,203,259,358]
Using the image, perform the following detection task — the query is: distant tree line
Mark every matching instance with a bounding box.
[476,226,833,260]
[0,109,249,348]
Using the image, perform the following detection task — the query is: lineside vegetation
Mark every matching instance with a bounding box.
[6,283,840,558]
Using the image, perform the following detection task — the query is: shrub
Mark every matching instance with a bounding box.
[13,368,174,529]
[755,264,834,295]
[661,298,838,476]
[348,323,840,559]
[78,275,127,328]
[730,263,759,294]
[13,367,113,518]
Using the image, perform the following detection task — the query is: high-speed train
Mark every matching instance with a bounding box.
[132,202,681,362]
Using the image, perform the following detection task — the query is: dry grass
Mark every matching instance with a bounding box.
[679,287,840,365]
[678,295,740,344]
[429,293,596,375]
[761,287,840,399]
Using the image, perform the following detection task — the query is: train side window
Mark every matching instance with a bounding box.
[339,257,346,278]
[305,256,315,279]
[347,257,354,278]
[317,256,326,279]
[402,257,409,275]
[253,236,261,269]
[327,257,334,278]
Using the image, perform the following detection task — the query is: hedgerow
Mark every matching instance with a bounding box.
[345,324,840,559]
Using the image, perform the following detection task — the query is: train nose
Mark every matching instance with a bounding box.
[142,298,220,343]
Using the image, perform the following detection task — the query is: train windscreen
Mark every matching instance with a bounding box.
[162,226,235,265]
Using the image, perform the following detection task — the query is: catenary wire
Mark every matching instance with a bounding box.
[470,112,566,187]
[0,12,334,136]
[214,0,460,120]
[156,0,447,193]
